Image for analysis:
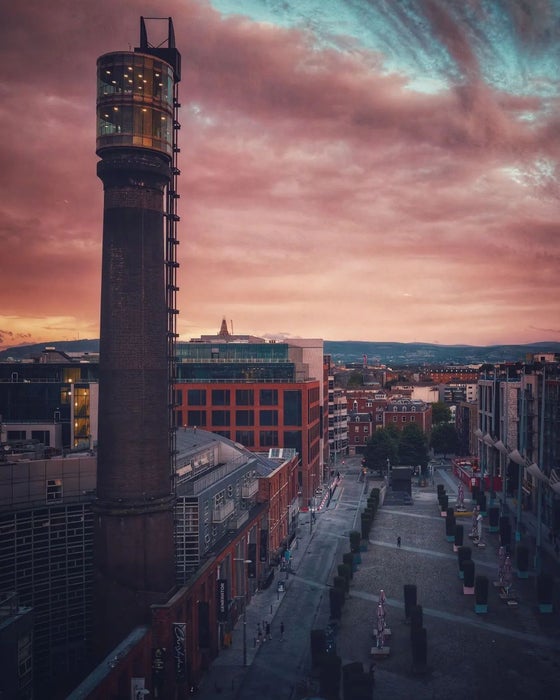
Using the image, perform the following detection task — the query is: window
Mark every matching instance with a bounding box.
[260,410,278,426]
[212,410,230,427]
[32,430,50,446]
[260,389,278,405]
[175,389,183,405]
[364,427,369,433]
[283,391,302,425]
[47,479,63,502]
[212,389,230,406]
[402,416,407,422]
[236,389,254,406]
[283,430,302,455]
[392,416,398,422]
[188,389,206,406]
[236,410,254,426]
[187,411,206,427]
[260,430,278,447]
[236,431,255,447]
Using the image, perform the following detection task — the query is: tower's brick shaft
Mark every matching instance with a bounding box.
[93,21,181,656]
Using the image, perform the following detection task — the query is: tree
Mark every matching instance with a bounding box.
[431,401,452,425]
[399,423,429,471]
[385,423,401,442]
[430,423,460,457]
[363,429,399,474]
[347,372,364,388]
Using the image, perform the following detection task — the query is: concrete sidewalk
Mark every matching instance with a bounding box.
[194,514,318,699]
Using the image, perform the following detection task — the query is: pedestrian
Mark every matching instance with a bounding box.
[280,621,285,641]
[397,536,401,548]
[257,624,262,644]
[265,621,271,640]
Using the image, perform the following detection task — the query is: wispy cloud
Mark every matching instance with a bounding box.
[0,0,558,347]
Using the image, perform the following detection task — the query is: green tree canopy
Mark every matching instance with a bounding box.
[347,372,364,388]
[385,423,401,442]
[431,401,452,425]
[430,423,460,457]
[363,429,399,474]
[399,423,430,470]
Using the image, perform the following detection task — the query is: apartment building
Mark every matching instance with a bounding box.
[475,361,560,533]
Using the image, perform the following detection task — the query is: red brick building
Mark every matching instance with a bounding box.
[382,399,432,433]
[420,366,480,383]
[70,438,300,698]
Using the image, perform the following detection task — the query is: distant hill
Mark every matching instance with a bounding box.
[1,338,559,365]
[324,340,560,365]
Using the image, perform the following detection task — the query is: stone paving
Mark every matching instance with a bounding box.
[330,472,560,699]
[194,466,560,699]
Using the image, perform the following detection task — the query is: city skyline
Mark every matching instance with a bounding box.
[1,0,559,350]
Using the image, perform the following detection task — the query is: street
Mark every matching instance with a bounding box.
[197,456,560,699]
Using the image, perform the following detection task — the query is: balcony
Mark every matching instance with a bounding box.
[212,499,235,523]
[242,480,258,499]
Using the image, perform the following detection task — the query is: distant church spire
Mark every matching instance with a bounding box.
[218,318,230,337]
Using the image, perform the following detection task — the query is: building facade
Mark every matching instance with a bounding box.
[475,361,560,536]
[0,592,34,700]
[175,333,326,505]
[381,399,432,433]
[0,455,96,698]
[0,348,99,452]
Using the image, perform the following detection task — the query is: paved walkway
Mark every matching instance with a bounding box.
[194,501,324,699]
[335,469,560,699]
[193,467,560,699]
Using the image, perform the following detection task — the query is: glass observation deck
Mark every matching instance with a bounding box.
[96,52,175,157]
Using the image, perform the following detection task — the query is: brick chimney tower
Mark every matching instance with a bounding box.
[93,17,181,656]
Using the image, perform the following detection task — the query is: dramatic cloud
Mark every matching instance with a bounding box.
[0,0,559,347]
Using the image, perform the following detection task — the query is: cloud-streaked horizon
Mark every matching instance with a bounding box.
[1,0,559,350]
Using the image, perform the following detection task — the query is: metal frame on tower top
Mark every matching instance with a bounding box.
[136,16,181,477]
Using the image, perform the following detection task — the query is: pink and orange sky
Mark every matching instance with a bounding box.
[1,0,559,350]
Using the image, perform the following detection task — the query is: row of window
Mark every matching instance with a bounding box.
[97,54,174,105]
[351,402,423,412]
[182,388,279,406]
[205,430,302,453]
[185,409,281,427]
[352,414,420,430]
